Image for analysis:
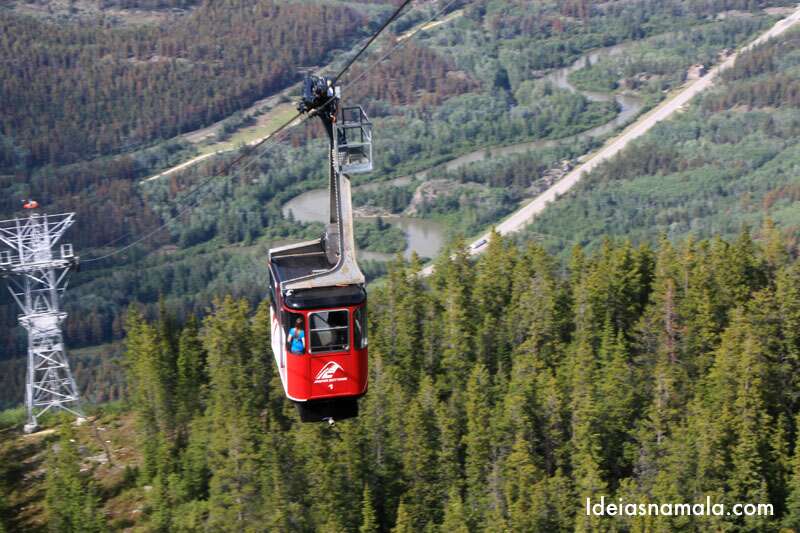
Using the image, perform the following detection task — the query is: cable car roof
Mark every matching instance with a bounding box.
[285,284,366,310]
[270,240,333,284]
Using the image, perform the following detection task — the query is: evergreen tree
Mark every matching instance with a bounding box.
[473,230,516,374]
[569,336,608,533]
[464,364,493,528]
[249,300,274,414]
[728,325,771,531]
[502,432,541,532]
[392,501,414,533]
[437,239,476,391]
[204,298,263,530]
[44,422,105,533]
[359,484,379,533]
[783,415,800,530]
[597,326,636,485]
[436,391,466,497]
[441,487,470,533]
[124,308,175,482]
[401,380,443,528]
[175,316,206,437]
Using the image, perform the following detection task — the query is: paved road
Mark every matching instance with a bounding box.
[421,4,800,276]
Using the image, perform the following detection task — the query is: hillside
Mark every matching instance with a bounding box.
[0,0,370,167]
[525,25,800,255]
[2,231,800,531]
[0,0,794,405]
[3,2,800,530]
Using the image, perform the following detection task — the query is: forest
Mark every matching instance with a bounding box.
[526,27,800,256]
[1,2,800,529]
[0,0,370,167]
[3,229,800,531]
[0,0,796,404]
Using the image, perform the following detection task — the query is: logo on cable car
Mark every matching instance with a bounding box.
[314,361,347,383]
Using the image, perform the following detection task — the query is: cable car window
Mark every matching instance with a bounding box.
[309,310,349,353]
[354,306,367,349]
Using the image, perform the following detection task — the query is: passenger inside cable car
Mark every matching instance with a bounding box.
[287,316,305,354]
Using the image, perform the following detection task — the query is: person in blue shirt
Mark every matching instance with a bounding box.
[287,317,305,354]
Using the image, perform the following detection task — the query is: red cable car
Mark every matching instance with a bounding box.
[23,199,39,209]
[268,77,373,423]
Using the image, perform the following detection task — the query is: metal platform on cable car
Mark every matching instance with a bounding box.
[270,240,333,283]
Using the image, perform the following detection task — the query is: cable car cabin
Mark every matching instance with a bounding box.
[268,256,367,422]
[268,77,372,423]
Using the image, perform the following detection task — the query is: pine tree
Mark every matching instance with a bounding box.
[728,325,771,531]
[371,255,407,360]
[44,422,105,533]
[760,218,788,271]
[0,492,6,533]
[569,336,608,533]
[180,415,210,502]
[502,432,541,531]
[777,262,800,369]
[390,255,427,390]
[691,317,745,493]
[401,380,443,528]
[175,316,206,437]
[124,308,175,482]
[204,298,264,530]
[436,391,465,495]
[359,349,406,529]
[597,326,636,485]
[473,230,515,374]
[768,414,790,519]
[441,487,470,533]
[507,242,563,358]
[531,470,574,533]
[464,364,493,528]
[437,238,476,391]
[392,501,414,533]
[260,415,307,532]
[783,415,800,530]
[249,300,273,413]
[359,484,379,533]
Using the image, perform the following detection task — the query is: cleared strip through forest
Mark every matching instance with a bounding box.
[142,6,461,183]
[417,3,800,276]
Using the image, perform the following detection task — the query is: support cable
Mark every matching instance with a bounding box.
[83,0,457,264]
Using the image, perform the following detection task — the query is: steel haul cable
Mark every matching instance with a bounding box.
[82,111,305,263]
[83,0,458,264]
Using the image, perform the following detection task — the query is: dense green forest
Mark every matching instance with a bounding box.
[4,230,800,531]
[526,27,800,255]
[1,4,799,525]
[0,0,796,407]
[0,0,369,166]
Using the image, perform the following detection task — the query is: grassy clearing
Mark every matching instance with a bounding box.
[197,103,298,155]
[0,408,145,532]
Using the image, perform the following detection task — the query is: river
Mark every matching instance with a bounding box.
[283,43,644,260]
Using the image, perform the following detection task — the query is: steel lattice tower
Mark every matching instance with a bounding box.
[0,211,82,433]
